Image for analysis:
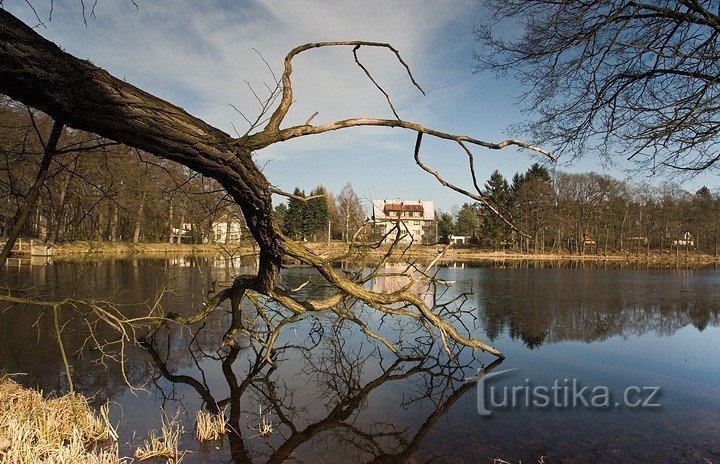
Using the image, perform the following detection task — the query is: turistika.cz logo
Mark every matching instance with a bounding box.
[466,368,662,416]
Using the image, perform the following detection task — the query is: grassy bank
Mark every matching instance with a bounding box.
[50,240,720,264]
[53,240,253,256]
[0,377,191,464]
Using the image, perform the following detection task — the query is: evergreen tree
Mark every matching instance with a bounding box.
[279,186,330,241]
[304,186,329,240]
[283,187,306,240]
[525,163,552,184]
[455,203,479,237]
[436,211,455,243]
[479,170,511,247]
[510,164,556,252]
[485,170,511,206]
[273,203,288,230]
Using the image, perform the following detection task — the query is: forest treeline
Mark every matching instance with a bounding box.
[0,99,246,244]
[0,99,368,244]
[272,184,366,242]
[439,164,720,255]
[2,99,719,253]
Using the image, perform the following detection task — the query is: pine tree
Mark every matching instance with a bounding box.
[436,211,455,243]
[304,186,329,240]
[455,203,479,237]
[273,203,288,230]
[479,170,511,247]
[283,187,306,240]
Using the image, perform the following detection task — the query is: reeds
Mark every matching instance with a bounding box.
[255,406,273,438]
[195,409,226,441]
[0,375,122,464]
[134,411,185,462]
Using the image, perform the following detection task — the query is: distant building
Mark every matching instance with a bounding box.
[171,223,193,244]
[449,235,470,245]
[371,199,435,244]
[673,230,694,247]
[212,215,244,244]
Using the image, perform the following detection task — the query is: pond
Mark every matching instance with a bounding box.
[1,257,719,463]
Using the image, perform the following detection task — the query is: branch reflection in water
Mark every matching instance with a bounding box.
[141,311,502,464]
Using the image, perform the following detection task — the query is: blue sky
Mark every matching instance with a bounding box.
[5,0,719,212]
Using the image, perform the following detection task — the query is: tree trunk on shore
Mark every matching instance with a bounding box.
[167,200,174,244]
[132,191,146,243]
[0,120,63,265]
[108,204,118,243]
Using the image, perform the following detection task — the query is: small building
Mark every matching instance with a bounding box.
[171,223,193,244]
[673,230,694,247]
[449,235,471,245]
[371,199,435,244]
[211,215,244,244]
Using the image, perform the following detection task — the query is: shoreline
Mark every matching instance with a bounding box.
[44,241,720,265]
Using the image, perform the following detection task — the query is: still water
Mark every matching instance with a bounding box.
[1,257,719,463]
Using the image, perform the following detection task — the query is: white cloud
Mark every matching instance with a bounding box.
[6,0,551,208]
[13,0,476,132]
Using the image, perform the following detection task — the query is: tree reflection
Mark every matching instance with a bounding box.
[474,267,720,349]
[142,318,503,463]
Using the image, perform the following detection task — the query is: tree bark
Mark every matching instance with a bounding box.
[0,10,279,291]
[108,203,118,242]
[0,120,63,265]
[52,170,72,242]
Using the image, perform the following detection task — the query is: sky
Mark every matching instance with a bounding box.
[5,0,719,212]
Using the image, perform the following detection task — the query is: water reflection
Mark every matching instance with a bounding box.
[0,259,719,462]
[142,319,502,463]
[461,267,720,349]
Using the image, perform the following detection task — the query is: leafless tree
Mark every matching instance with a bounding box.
[476,0,720,171]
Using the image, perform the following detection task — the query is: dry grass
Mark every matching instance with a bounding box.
[134,412,185,462]
[0,375,122,464]
[195,410,226,441]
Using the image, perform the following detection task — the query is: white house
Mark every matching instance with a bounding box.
[371,199,435,244]
[212,216,245,244]
[171,223,193,244]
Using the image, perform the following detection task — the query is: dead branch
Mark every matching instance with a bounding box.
[270,187,324,203]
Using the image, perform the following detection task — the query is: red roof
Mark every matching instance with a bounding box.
[383,203,423,214]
